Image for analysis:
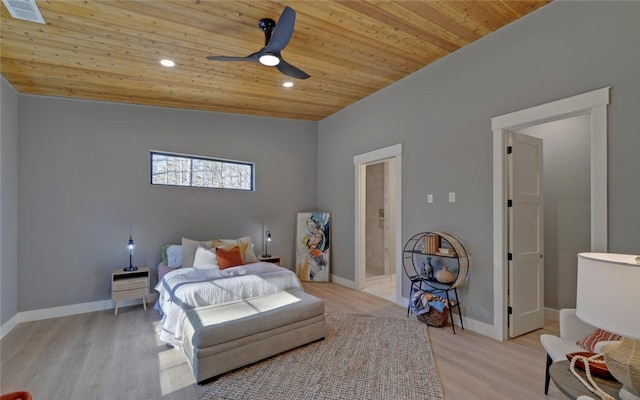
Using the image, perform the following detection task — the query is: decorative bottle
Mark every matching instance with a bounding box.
[435,265,455,283]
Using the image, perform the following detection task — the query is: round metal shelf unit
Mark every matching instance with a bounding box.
[403,231,469,334]
[402,231,468,290]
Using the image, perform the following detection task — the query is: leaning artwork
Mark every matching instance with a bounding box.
[295,212,331,282]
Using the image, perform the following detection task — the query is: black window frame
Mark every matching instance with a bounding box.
[149,151,255,191]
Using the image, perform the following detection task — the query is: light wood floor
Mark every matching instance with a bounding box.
[1,282,567,399]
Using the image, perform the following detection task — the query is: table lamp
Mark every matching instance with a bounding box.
[576,253,640,400]
[124,235,138,271]
[262,231,272,258]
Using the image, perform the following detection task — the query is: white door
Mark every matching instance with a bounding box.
[508,130,544,338]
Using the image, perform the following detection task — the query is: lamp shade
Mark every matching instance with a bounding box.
[576,253,640,340]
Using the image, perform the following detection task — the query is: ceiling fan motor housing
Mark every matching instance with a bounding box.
[259,18,276,45]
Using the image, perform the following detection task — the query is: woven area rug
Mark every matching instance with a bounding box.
[199,311,444,400]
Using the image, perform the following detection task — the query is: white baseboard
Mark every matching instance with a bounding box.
[449,309,497,338]
[544,307,560,321]
[330,274,357,289]
[333,279,495,339]
[399,296,409,308]
[0,314,21,340]
[0,293,158,340]
[402,302,495,338]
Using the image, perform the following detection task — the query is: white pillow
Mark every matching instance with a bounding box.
[166,245,183,268]
[182,237,213,268]
[212,236,259,263]
[193,246,219,267]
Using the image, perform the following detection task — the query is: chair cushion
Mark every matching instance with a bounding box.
[540,333,585,362]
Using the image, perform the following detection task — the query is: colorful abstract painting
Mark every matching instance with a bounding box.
[295,212,331,282]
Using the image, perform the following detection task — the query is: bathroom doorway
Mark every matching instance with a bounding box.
[354,143,402,305]
[362,161,395,300]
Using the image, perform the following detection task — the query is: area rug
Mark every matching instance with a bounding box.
[199,311,444,400]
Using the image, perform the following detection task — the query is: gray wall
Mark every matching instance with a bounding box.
[318,1,640,324]
[17,96,317,311]
[1,78,19,325]
[520,115,591,311]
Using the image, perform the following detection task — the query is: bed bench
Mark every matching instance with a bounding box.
[181,289,326,384]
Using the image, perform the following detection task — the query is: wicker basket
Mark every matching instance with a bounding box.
[416,307,450,327]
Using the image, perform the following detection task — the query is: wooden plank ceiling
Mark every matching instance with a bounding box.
[1,1,550,121]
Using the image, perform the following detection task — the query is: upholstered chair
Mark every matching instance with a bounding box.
[540,308,619,394]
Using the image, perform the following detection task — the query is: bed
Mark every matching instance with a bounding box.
[154,261,302,348]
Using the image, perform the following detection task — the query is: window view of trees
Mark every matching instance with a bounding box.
[151,152,253,191]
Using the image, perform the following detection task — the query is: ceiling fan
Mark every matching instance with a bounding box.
[206,6,310,79]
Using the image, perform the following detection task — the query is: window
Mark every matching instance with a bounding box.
[150,151,254,191]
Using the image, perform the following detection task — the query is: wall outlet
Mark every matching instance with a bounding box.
[449,192,456,203]
[427,194,433,204]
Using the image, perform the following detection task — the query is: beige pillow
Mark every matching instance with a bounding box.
[182,237,213,268]
[212,236,259,263]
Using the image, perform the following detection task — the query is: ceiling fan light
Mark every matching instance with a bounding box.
[160,59,175,67]
[259,54,280,66]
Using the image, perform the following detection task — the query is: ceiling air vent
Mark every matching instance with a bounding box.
[2,0,45,24]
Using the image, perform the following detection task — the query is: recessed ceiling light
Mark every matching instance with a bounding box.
[283,81,294,88]
[160,59,175,67]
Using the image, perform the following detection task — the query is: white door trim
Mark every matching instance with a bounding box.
[491,87,610,341]
[354,143,403,305]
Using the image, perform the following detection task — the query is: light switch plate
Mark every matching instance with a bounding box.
[449,192,456,203]
[427,194,433,204]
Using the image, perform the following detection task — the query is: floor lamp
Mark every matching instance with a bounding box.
[576,253,640,400]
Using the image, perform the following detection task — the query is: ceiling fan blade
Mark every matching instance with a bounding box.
[206,53,260,62]
[266,6,295,52]
[276,59,310,79]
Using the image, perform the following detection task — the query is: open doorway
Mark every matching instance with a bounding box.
[518,116,591,315]
[505,118,591,338]
[362,160,396,301]
[354,144,403,305]
[491,87,610,341]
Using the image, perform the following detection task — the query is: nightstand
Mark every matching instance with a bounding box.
[111,266,150,315]
[258,256,281,266]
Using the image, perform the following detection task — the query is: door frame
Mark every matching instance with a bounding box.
[354,143,402,305]
[491,87,610,341]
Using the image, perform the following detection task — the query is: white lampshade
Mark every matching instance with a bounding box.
[577,252,640,400]
[576,253,640,340]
